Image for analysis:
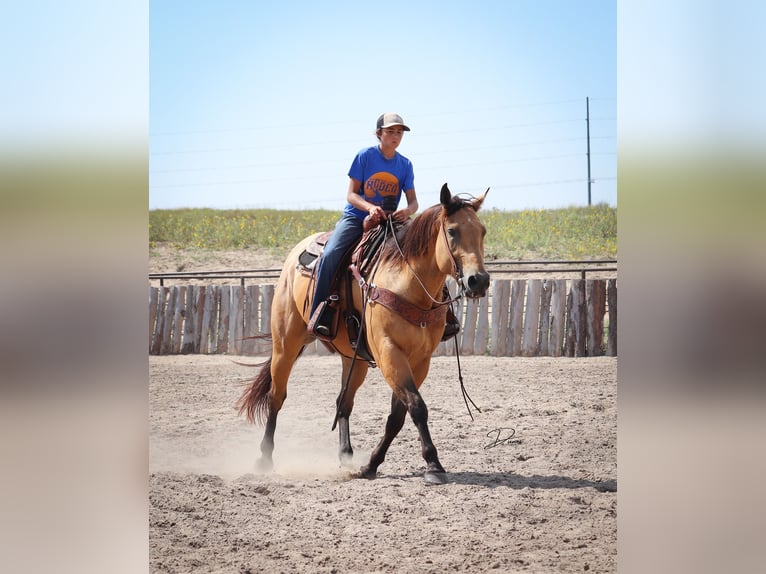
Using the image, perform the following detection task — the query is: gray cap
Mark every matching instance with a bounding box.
[376,112,410,131]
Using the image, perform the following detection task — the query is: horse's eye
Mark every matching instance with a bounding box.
[447,228,456,238]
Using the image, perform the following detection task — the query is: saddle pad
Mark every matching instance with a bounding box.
[297,230,333,273]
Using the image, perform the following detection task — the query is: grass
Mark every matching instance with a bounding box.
[149,204,616,261]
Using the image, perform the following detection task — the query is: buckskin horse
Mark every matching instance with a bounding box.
[236,183,489,484]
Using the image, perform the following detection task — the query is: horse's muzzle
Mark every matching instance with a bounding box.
[463,271,490,298]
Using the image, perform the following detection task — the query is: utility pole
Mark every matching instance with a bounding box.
[586,96,592,206]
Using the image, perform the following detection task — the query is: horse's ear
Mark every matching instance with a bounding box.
[471,187,489,212]
[440,183,451,207]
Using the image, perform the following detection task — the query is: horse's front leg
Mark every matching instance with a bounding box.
[360,379,447,484]
[336,357,369,466]
[403,383,447,484]
[359,391,407,479]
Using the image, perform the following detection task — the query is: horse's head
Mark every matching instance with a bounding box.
[438,183,490,298]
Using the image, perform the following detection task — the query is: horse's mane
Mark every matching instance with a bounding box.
[379,195,472,266]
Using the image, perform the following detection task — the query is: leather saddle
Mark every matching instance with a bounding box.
[296,224,393,363]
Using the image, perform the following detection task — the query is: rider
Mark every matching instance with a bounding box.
[309,112,418,339]
[308,112,460,342]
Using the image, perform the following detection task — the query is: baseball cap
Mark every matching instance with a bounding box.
[376,112,410,131]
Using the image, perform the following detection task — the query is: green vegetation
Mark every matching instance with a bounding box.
[150,204,616,260]
[482,203,616,260]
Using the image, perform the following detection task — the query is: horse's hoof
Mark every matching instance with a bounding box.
[424,471,448,485]
[255,457,273,473]
[339,451,354,468]
[358,465,377,480]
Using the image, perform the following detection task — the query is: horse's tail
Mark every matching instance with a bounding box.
[235,357,273,426]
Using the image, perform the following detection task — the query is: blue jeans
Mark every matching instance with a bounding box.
[310,213,364,317]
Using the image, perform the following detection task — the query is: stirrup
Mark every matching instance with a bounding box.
[441,320,460,342]
[308,295,338,341]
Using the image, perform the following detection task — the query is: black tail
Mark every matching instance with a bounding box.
[235,357,272,425]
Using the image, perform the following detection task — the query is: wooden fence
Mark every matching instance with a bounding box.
[149,278,616,357]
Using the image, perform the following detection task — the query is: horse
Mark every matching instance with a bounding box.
[236,183,490,484]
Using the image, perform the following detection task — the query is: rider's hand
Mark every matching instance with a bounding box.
[391,208,411,222]
[368,205,385,223]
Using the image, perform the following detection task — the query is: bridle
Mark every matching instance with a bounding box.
[386,209,465,308]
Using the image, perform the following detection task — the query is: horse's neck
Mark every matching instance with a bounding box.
[381,249,447,308]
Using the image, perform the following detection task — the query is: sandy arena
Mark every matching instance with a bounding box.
[150,353,616,573]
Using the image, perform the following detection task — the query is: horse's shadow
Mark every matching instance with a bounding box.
[385,470,617,492]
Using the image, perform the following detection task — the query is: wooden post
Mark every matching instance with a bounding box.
[607,279,617,356]
[509,279,526,356]
[522,280,542,356]
[474,295,489,356]
[161,285,176,354]
[209,286,220,353]
[490,279,509,356]
[199,286,215,354]
[564,287,574,357]
[150,286,166,355]
[538,280,553,355]
[567,279,586,357]
[259,284,274,355]
[171,285,185,354]
[149,286,159,354]
[549,279,567,356]
[180,286,195,354]
[586,280,606,356]
[243,285,260,355]
[217,285,231,353]
[460,296,479,355]
[194,286,206,353]
[229,286,244,355]
[207,285,221,353]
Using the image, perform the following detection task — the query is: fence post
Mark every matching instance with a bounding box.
[538,280,552,355]
[607,279,617,356]
[199,286,215,354]
[460,297,479,355]
[243,285,259,355]
[522,280,542,356]
[161,286,176,354]
[229,286,244,355]
[171,285,185,354]
[149,287,162,355]
[490,279,509,356]
[566,279,586,357]
[586,280,606,356]
[217,285,231,353]
[509,279,526,356]
[474,295,490,356]
[259,284,274,355]
[549,279,567,356]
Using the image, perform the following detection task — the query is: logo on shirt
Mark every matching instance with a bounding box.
[364,171,399,201]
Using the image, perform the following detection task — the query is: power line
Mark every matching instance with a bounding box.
[149,97,615,137]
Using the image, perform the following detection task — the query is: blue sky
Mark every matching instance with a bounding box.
[149,1,616,212]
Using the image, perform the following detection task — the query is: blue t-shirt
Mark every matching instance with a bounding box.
[343,145,415,220]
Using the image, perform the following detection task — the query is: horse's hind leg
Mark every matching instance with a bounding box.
[256,347,305,471]
[255,295,310,470]
[336,357,369,465]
